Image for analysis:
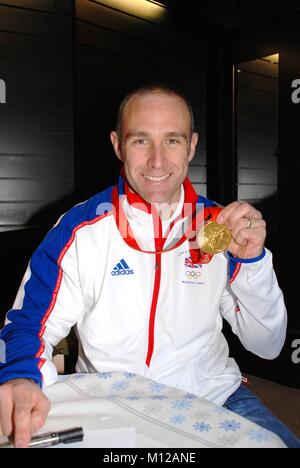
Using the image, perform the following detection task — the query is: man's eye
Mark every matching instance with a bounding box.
[134,139,146,144]
[167,139,178,144]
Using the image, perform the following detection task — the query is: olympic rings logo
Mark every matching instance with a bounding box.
[185,270,202,279]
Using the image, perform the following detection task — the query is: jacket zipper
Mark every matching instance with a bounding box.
[145,252,162,367]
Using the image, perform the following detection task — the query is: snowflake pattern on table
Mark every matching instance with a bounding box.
[183,392,197,400]
[247,429,273,442]
[123,372,136,379]
[126,394,141,401]
[97,372,113,380]
[172,399,193,411]
[62,372,283,448]
[74,374,86,380]
[150,395,168,400]
[219,420,242,432]
[148,382,165,392]
[193,422,212,432]
[170,415,187,425]
[111,380,130,391]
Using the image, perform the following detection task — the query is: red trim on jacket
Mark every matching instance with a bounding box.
[35,212,113,358]
[146,211,167,366]
[230,263,242,284]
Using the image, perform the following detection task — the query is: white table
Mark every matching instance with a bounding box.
[42,372,286,448]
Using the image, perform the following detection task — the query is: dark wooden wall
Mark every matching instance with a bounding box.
[236,56,279,257]
[221,20,300,390]
[0,0,74,231]
[237,57,278,204]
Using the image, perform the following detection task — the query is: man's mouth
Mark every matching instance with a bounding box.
[143,174,170,182]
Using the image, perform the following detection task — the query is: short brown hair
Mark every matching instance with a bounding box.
[116,82,194,137]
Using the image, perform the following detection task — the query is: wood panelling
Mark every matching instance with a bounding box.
[76,0,166,42]
[238,126,278,167]
[0,201,47,226]
[238,167,277,184]
[0,4,72,38]
[0,31,72,62]
[238,184,277,201]
[77,43,158,81]
[238,70,278,94]
[0,179,73,202]
[0,107,73,133]
[237,58,278,203]
[0,133,73,155]
[89,0,169,26]
[0,0,74,228]
[4,83,72,110]
[76,20,160,65]
[239,59,278,78]
[0,0,73,14]
[0,155,73,178]
[0,57,72,87]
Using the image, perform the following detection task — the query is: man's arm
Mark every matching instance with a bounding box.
[220,249,287,359]
[218,201,287,358]
[0,207,87,445]
[0,208,86,386]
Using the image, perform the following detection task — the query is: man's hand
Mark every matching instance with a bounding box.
[0,379,50,448]
[217,202,266,259]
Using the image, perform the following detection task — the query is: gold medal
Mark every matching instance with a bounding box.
[197,222,231,255]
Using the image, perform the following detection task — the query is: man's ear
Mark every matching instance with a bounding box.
[188,132,199,163]
[110,131,123,161]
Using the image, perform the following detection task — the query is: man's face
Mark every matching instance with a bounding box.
[110,93,198,206]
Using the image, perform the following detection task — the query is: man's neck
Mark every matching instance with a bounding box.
[154,188,184,221]
[154,202,178,221]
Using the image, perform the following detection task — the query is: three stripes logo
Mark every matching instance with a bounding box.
[111,259,134,276]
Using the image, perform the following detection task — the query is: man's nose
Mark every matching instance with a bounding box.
[148,143,164,168]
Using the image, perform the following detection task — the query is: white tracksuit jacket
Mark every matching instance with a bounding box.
[0,175,287,406]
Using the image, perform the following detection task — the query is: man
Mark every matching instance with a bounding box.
[0,84,299,448]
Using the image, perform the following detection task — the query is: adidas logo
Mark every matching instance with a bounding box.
[111,259,134,276]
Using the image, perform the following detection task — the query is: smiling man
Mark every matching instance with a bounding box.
[110,90,198,207]
[0,83,299,448]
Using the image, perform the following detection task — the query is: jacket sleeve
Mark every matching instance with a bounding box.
[220,248,287,360]
[0,215,85,387]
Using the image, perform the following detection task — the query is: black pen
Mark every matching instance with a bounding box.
[0,427,84,448]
